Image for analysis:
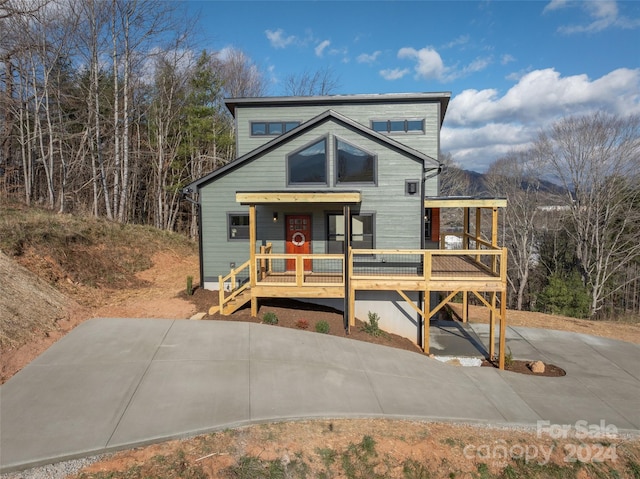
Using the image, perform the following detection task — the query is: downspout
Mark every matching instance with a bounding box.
[182,187,204,290]
[419,163,443,346]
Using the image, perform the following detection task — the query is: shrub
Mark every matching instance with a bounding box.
[295,319,309,329]
[262,311,278,325]
[315,320,330,334]
[361,311,383,337]
[505,346,514,369]
[186,275,194,296]
[536,271,590,318]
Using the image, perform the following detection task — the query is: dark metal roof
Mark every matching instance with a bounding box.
[224,92,451,125]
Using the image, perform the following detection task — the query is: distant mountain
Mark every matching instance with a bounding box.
[441,167,567,199]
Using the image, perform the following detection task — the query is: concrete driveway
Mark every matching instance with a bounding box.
[1,317,639,473]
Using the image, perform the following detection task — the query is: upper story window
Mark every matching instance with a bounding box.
[371,119,425,134]
[287,138,327,185]
[335,138,376,184]
[251,121,300,136]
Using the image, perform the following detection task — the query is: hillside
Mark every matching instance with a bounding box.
[0,203,199,382]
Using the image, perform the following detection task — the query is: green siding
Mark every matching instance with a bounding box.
[200,118,427,281]
[235,101,441,159]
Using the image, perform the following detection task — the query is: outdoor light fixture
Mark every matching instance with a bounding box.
[273,212,278,222]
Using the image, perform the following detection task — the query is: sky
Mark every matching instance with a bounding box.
[185,0,640,172]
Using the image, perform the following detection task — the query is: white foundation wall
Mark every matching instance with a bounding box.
[204,282,435,346]
[296,291,436,346]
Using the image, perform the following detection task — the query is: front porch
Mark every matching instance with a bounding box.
[209,194,509,369]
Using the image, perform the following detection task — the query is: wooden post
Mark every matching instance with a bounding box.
[492,207,499,272]
[462,291,468,322]
[499,290,507,370]
[423,291,430,353]
[489,291,496,359]
[475,207,481,261]
[218,275,225,315]
[249,204,257,317]
[343,205,351,333]
[463,207,470,250]
[295,255,304,286]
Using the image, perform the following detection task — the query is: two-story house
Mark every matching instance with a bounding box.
[184,92,509,368]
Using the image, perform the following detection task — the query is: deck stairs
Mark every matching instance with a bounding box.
[208,289,252,315]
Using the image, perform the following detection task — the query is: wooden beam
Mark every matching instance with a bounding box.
[499,290,507,370]
[423,292,430,353]
[237,192,361,204]
[249,204,257,318]
[424,198,507,208]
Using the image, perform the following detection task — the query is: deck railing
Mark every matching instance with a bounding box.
[254,253,345,287]
[248,247,507,289]
[349,248,506,284]
[218,259,251,312]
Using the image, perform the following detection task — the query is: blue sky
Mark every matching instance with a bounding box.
[185,0,640,171]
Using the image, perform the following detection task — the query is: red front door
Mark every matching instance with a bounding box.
[285,214,312,271]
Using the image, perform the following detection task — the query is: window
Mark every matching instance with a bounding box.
[228,213,249,240]
[327,213,374,253]
[371,119,424,134]
[288,138,327,185]
[251,121,300,136]
[335,138,376,184]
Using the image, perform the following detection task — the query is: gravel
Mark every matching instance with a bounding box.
[0,456,103,479]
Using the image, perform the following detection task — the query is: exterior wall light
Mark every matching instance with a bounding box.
[273,212,278,222]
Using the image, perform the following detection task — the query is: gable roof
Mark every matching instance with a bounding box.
[185,109,441,192]
[225,92,451,126]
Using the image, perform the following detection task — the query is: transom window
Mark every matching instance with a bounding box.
[227,213,249,240]
[251,121,300,136]
[287,138,327,185]
[371,119,424,134]
[327,213,374,253]
[335,138,376,184]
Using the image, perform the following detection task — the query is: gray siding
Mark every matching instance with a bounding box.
[235,101,441,159]
[200,119,426,281]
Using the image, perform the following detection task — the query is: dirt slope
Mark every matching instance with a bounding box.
[0,251,73,349]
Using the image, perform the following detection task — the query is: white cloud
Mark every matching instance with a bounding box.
[393,46,491,82]
[265,28,296,48]
[379,68,410,80]
[544,0,640,34]
[447,67,640,127]
[442,34,470,49]
[542,0,569,14]
[357,50,381,64]
[443,67,640,171]
[501,54,516,65]
[398,46,447,80]
[315,40,331,57]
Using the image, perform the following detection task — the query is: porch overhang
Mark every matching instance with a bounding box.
[424,196,507,209]
[236,191,362,204]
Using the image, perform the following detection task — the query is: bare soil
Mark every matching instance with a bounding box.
[3,224,640,477]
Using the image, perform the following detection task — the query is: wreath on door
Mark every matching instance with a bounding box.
[291,232,306,246]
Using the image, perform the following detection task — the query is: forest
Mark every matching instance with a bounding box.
[1,0,639,321]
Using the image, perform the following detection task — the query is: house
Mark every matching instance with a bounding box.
[184,93,509,368]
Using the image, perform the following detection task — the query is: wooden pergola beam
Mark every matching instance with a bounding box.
[424,197,507,208]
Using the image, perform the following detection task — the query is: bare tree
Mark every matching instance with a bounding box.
[537,112,640,317]
[283,66,340,96]
[215,47,265,98]
[439,151,471,197]
[486,150,545,310]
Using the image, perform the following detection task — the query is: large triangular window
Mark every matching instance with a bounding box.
[336,138,376,184]
[287,138,327,185]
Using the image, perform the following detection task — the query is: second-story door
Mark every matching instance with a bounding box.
[285,214,312,271]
